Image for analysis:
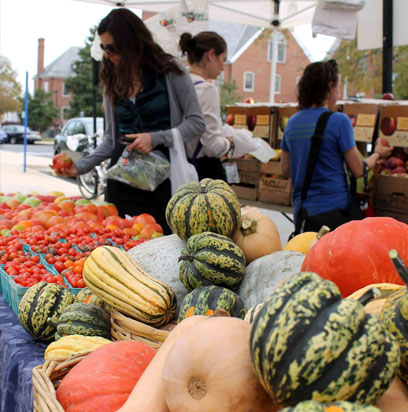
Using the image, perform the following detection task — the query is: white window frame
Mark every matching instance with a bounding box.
[274,74,281,94]
[62,82,70,97]
[44,82,49,92]
[243,71,255,92]
[267,32,286,63]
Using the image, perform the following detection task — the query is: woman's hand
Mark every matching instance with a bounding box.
[126,133,153,154]
[50,163,79,177]
[374,137,394,160]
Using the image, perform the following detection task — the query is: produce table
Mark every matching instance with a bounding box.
[0,296,46,412]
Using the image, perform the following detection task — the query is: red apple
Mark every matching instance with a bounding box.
[389,156,405,169]
[382,92,395,101]
[246,115,257,131]
[245,97,255,104]
[225,114,234,126]
[380,137,390,147]
[381,116,396,136]
[348,114,357,128]
[392,166,407,174]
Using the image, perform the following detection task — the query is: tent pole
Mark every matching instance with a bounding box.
[382,0,393,94]
[269,27,279,103]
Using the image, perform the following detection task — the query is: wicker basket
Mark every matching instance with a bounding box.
[110,308,174,349]
[32,351,92,412]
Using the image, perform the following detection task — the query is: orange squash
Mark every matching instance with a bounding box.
[376,376,408,412]
[117,316,207,412]
[232,207,282,264]
[301,217,408,297]
[162,316,278,412]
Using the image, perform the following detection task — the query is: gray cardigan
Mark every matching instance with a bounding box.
[74,62,205,175]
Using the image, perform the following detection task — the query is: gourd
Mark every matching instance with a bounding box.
[301,217,408,297]
[162,317,279,412]
[239,250,305,309]
[380,249,408,385]
[306,226,330,253]
[347,283,404,316]
[250,271,400,406]
[178,285,247,321]
[128,234,188,312]
[18,281,75,341]
[44,335,111,360]
[117,316,207,412]
[56,341,156,412]
[232,207,282,263]
[76,287,110,311]
[83,246,177,327]
[244,303,264,323]
[54,303,111,340]
[178,231,245,291]
[279,400,380,411]
[165,178,241,241]
[283,226,330,255]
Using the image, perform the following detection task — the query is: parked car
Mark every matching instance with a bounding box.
[54,117,104,160]
[0,125,42,144]
[0,129,7,144]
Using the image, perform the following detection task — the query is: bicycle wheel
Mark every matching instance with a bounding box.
[77,169,99,200]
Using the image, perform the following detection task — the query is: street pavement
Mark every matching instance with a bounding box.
[0,142,294,246]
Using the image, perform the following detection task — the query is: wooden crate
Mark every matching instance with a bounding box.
[230,158,260,201]
[258,174,292,206]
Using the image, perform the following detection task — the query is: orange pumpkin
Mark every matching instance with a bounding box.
[232,207,282,264]
[301,217,408,297]
[162,316,278,412]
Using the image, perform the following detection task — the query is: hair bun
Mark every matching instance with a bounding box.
[179,32,194,52]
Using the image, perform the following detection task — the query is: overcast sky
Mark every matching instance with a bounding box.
[0,0,336,94]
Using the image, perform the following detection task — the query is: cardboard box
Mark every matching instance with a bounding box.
[379,104,408,148]
[225,106,248,130]
[373,175,408,223]
[258,175,292,206]
[343,103,379,143]
[246,106,272,142]
[230,158,260,201]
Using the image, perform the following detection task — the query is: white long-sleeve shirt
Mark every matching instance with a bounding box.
[185,73,231,160]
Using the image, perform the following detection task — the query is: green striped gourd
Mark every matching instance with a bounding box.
[178,231,246,291]
[280,400,381,412]
[76,287,111,312]
[83,246,176,327]
[165,178,241,242]
[250,271,400,406]
[380,249,408,385]
[55,303,111,340]
[178,285,247,322]
[18,282,75,341]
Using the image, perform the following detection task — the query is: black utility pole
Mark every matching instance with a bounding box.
[382,0,393,93]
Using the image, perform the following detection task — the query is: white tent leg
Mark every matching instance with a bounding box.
[269,26,279,103]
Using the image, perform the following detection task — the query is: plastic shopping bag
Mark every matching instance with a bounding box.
[107,149,170,191]
[222,124,258,158]
[169,128,198,195]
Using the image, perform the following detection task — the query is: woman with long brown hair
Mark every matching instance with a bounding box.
[56,8,205,234]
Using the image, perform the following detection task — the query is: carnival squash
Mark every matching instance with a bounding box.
[301,217,408,297]
[162,316,279,412]
[239,250,305,309]
[250,271,400,406]
[232,207,282,263]
[178,231,245,291]
[280,400,380,411]
[165,178,241,241]
[56,341,156,412]
[117,316,207,412]
[244,303,264,323]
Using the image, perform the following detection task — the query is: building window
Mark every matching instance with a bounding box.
[214,71,224,88]
[243,72,254,91]
[62,82,70,97]
[44,82,49,92]
[267,32,286,63]
[62,107,70,120]
[274,75,281,94]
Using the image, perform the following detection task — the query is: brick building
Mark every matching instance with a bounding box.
[34,38,80,123]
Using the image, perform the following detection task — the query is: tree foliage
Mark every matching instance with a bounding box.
[19,88,59,132]
[219,79,243,117]
[65,27,103,119]
[0,56,22,115]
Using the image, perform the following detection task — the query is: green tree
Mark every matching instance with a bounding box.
[65,27,103,119]
[19,89,59,132]
[393,45,408,100]
[0,56,22,115]
[219,80,243,118]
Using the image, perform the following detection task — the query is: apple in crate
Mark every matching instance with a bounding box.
[381,117,396,136]
[348,114,357,127]
[246,115,257,131]
[225,114,234,126]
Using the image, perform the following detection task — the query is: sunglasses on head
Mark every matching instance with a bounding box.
[100,43,117,55]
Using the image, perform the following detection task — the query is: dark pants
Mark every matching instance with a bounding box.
[193,156,227,182]
[106,177,172,235]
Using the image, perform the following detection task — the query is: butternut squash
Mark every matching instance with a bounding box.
[116,316,207,412]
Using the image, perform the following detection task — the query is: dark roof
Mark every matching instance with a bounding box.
[209,20,261,62]
[38,47,80,79]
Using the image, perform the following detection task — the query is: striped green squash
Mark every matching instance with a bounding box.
[178,231,246,291]
[244,303,264,323]
[178,285,247,322]
[380,249,408,385]
[55,303,111,340]
[165,178,241,242]
[250,271,400,406]
[76,287,110,311]
[18,282,75,341]
[280,400,381,412]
